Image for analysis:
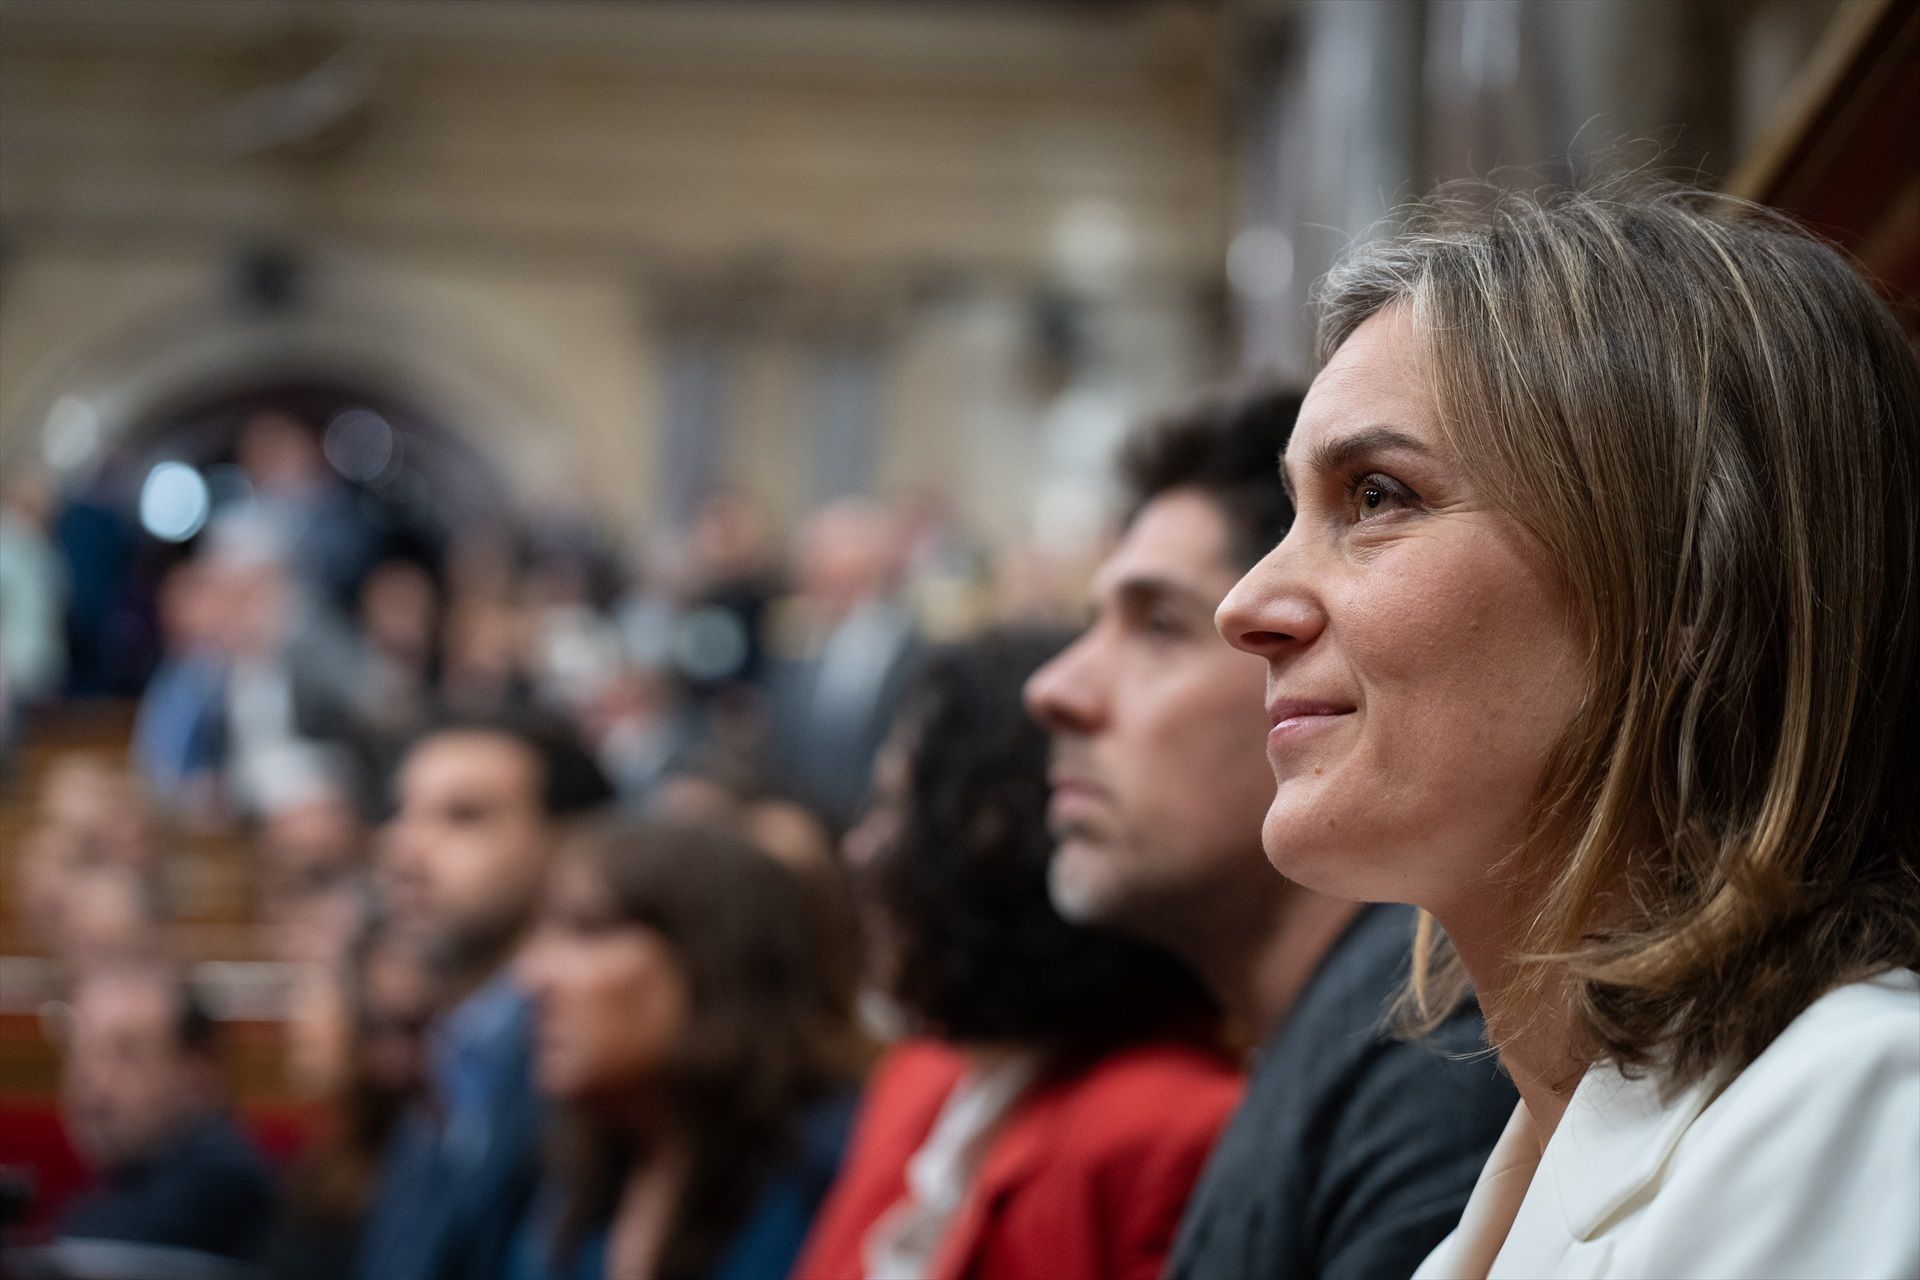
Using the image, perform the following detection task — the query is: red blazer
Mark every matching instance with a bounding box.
[791,1038,1242,1280]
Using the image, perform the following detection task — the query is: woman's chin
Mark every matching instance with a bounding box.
[1261,802,1375,902]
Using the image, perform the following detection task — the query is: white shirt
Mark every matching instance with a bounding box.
[1416,968,1920,1280]
[863,1054,1040,1280]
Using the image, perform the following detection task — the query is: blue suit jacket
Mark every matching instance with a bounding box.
[357,978,544,1280]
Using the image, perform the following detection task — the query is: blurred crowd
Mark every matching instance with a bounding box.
[1,407,1083,835]
[1,361,1531,1280]
[1,381,1517,1280]
[0,402,1052,1262]
[0,393,1223,1280]
[6,167,1918,1280]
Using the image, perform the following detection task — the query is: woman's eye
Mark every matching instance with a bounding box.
[1349,473,1414,520]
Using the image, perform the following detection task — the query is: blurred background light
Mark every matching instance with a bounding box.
[1227,226,1296,303]
[137,461,212,542]
[41,395,101,473]
[1050,199,1133,296]
[322,407,398,483]
[673,606,750,683]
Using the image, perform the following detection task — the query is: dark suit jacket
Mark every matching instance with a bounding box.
[1166,904,1517,1280]
[355,979,543,1280]
[57,1111,276,1261]
[764,601,919,828]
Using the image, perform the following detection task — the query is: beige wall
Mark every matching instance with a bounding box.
[0,0,1236,542]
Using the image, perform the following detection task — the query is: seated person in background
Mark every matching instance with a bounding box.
[357,711,614,1280]
[270,908,443,1280]
[511,821,866,1280]
[795,629,1241,1280]
[13,754,191,956]
[54,964,277,1266]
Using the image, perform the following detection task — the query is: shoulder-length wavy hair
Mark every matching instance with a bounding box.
[553,820,862,1280]
[1318,180,1920,1088]
[876,627,1217,1062]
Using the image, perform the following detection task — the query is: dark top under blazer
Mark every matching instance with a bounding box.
[1167,903,1516,1280]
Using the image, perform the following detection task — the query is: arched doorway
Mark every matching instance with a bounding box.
[12,268,566,695]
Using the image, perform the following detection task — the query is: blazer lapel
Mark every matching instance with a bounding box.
[924,1087,1058,1280]
[1544,1065,1713,1241]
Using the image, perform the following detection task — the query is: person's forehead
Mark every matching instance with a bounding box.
[1094,489,1239,600]
[1287,306,1435,464]
[407,732,541,789]
[75,978,175,1035]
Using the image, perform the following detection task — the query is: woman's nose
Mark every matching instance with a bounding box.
[1216,540,1323,659]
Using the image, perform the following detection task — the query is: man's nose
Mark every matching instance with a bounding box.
[1024,637,1105,735]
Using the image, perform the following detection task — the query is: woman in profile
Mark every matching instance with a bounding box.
[795,628,1240,1280]
[1217,181,1919,1278]
[511,821,865,1280]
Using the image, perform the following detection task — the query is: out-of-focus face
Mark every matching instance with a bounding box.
[381,733,549,973]
[515,853,691,1104]
[53,867,162,968]
[62,974,209,1170]
[263,792,363,880]
[1215,306,1587,915]
[797,502,897,612]
[158,562,220,655]
[35,757,161,872]
[1023,491,1278,940]
[746,798,836,882]
[359,561,438,662]
[220,559,294,661]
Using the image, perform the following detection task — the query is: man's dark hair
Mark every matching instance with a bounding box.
[1119,383,1304,571]
[877,628,1215,1058]
[409,708,615,819]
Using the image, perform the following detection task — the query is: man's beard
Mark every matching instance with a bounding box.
[1046,850,1104,925]
[418,904,529,984]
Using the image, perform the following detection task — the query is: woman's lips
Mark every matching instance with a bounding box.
[1265,700,1354,746]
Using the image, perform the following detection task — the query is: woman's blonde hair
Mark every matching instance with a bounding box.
[1319,180,1920,1087]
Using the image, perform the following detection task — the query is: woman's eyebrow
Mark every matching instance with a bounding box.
[1282,425,1432,499]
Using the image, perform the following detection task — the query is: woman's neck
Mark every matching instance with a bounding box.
[1439,900,1588,1148]
[605,1134,691,1280]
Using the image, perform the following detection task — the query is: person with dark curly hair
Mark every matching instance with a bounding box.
[793,628,1241,1280]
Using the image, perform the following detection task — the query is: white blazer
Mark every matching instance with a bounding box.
[1415,968,1920,1279]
